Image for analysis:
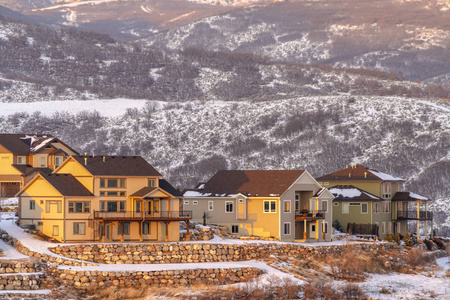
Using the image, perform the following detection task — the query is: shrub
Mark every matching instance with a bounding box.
[341,283,367,299]
[423,239,434,251]
[432,238,446,250]
[332,220,343,233]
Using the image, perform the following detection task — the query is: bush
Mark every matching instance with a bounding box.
[341,283,367,299]
[432,238,446,250]
[423,239,434,251]
[332,220,343,233]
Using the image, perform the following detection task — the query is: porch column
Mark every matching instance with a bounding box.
[417,200,420,237]
[303,219,307,239]
[102,221,106,243]
[424,202,428,239]
[168,197,171,214]
[165,221,169,242]
[186,220,190,241]
[322,220,325,240]
[315,219,319,240]
[315,197,319,214]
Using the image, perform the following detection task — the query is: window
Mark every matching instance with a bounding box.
[143,222,150,234]
[123,222,130,235]
[342,203,349,214]
[136,201,141,213]
[388,222,392,233]
[382,182,391,199]
[321,200,328,212]
[383,201,391,213]
[208,201,213,211]
[148,179,155,187]
[100,201,105,211]
[40,157,46,167]
[17,156,26,164]
[46,200,61,213]
[225,201,234,213]
[322,222,328,233]
[381,222,386,234]
[284,222,291,235]
[193,201,198,205]
[349,203,360,206]
[361,203,368,214]
[73,222,86,235]
[52,225,59,236]
[100,191,126,197]
[184,200,189,205]
[100,178,126,188]
[54,156,63,166]
[334,202,339,206]
[107,201,117,212]
[120,201,125,212]
[29,200,35,210]
[264,200,276,213]
[68,202,90,213]
[324,182,329,186]
[284,200,291,213]
[231,225,239,233]
[295,194,299,200]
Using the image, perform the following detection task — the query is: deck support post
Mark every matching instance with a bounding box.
[424,202,428,240]
[303,219,307,239]
[417,201,420,237]
[315,219,319,240]
[186,220,190,241]
[165,221,169,242]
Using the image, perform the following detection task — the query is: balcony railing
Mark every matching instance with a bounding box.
[94,210,192,220]
[295,210,326,220]
[396,211,433,221]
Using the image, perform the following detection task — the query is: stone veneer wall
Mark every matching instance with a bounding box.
[50,242,396,264]
[0,274,43,290]
[0,261,42,274]
[49,267,263,289]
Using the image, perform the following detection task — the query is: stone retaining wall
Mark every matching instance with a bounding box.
[0,230,96,267]
[49,267,263,289]
[50,242,395,264]
[0,261,42,274]
[0,274,43,290]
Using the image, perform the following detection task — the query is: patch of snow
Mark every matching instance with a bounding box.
[368,169,405,181]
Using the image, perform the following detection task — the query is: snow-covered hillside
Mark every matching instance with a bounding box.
[1,95,449,233]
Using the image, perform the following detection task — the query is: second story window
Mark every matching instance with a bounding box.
[17,156,26,164]
[225,201,234,213]
[148,179,156,187]
[264,200,277,213]
[100,178,126,188]
[40,157,46,167]
[54,156,63,167]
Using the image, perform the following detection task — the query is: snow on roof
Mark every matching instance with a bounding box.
[183,190,213,197]
[409,192,428,201]
[329,186,379,199]
[30,137,54,152]
[368,169,404,181]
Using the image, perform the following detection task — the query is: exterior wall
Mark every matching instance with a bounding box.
[0,153,22,176]
[332,201,372,233]
[55,159,94,192]
[320,180,382,198]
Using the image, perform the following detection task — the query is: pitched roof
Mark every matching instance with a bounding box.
[329,185,382,202]
[71,156,162,177]
[316,165,404,182]
[186,170,305,197]
[12,165,52,176]
[19,173,93,197]
[0,134,78,155]
[159,179,182,197]
[392,191,429,202]
[129,187,158,197]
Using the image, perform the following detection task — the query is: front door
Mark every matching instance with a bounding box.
[309,223,316,239]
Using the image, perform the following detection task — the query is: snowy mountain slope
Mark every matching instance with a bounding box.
[1,96,449,233]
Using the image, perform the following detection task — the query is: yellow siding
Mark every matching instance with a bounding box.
[246,198,280,237]
[55,159,93,192]
[23,177,61,197]
[0,153,22,175]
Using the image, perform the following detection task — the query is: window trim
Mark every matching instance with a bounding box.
[263,200,277,213]
[342,203,349,214]
[321,200,328,213]
[73,222,86,235]
[231,225,239,234]
[29,200,35,210]
[52,225,59,236]
[225,201,234,213]
[284,200,291,213]
[17,156,26,165]
[193,201,198,205]
[284,222,291,235]
[361,202,368,214]
[208,201,213,211]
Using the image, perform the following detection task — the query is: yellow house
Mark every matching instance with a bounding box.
[18,155,191,243]
[0,134,78,197]
[184,170,334,242]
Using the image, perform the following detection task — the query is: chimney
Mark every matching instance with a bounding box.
[84,157,87,165]
[349,173,351,178]
[103,156,105,162]
[364,172,367,178]
[346,164,348,169]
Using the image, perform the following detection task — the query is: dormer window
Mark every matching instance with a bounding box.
[17,156,26,164]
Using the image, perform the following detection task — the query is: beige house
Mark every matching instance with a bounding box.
[18,155,190,243]
[184,170,334,242]
[0,134,78,197]
[317,164,432,237]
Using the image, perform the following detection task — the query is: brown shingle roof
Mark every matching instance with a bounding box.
[40,173,93,196]
[129,187,158,198]
[71,156,162,177]
[392,191,429,202]
[0,134,51,154]
[199,170,305,197]
[316,165,404,182]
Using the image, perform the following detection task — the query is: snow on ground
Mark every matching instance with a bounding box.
[0,99,150,117]
[33,0,122,11]
[0,197,18,206]
[0,239,28,260]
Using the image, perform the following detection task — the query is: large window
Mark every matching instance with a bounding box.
[225,201,234,213]
[342,203,349,214]
[264,200,276,213]
[100,178,126,188]
[100,201,126,212]
[73,222,86,235]
[284,222,291,235]
[68,201,90,213]
[46,200,61,213]
[284,200,291,213]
